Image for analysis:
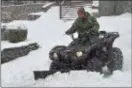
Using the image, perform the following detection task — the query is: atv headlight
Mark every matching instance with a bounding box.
[76,51,83,57]
[53,52,58,59]
[99,34,104,38]
[73,32,78,39]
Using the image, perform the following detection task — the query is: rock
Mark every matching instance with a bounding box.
[28,43,40,51]
[1,42,39,64]
[1,46,29,64]
[1,23,28,43]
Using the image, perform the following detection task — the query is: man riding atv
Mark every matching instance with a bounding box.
[33,7,123,80]
[65,7,100,45]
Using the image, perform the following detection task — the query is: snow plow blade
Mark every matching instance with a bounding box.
[33,70,57,80]
[33,70,79,80]
[33,69,112,80]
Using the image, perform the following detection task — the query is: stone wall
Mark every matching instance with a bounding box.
[114,1,131,15]
[1,2,58,22]
[99,1,131,16]
[1,3,45,22]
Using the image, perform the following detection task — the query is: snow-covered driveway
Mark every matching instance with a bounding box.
[1,6,131,87]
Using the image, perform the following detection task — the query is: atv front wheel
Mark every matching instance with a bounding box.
[49,45,66,60]
[107,47,123,72]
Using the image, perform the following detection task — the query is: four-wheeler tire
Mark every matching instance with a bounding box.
[107,47,123,72]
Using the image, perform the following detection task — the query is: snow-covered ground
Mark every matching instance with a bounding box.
[1,6,131,87]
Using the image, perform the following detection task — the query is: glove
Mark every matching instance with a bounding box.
[65,31,70,35]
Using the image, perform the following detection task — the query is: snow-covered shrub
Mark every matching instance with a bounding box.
[1,25,9,40]
[5,23,28,43]
[8,30,27,43]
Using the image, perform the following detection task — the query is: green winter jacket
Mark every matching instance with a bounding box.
[66,12,100,37]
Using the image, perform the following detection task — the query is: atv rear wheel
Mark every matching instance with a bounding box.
[107,47,123,72]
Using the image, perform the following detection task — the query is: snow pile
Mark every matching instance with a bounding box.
[1,6,131,87]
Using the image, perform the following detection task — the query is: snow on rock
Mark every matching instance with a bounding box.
[92,1,99,7]
[1,40,36,51]
[1,23,8,27]
[1,23,8,29]
[42,2,55,8]
[28,12,44,16]
[2,21,28,30]
[1,6,131,87]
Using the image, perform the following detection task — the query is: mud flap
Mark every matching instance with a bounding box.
[102,65,112,78]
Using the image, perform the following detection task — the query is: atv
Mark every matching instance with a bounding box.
[34,31,123,80]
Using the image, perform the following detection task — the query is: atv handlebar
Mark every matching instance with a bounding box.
[69,31,119,42]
